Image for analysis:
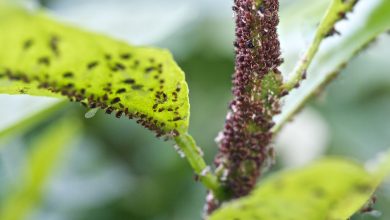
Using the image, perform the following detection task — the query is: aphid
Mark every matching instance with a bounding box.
[123,78,135,84]
[65,83,74,89]
[113,62,125,71]
[325,27,341,37]
[102,94,109,101]
[145,67,155,73]
[158,108,165,112]
[173,117,181,121]
[105,107,114,114]
[87,61,99,70]
[104,54,112,60]
[50,35,60,56]
[111,97,121,104]
[132,85,143,90]
[258,5,265,14]
[89,102,97,108]
[116,88,126,94]
[159,79,165,84]
[153,104,158,110]
[246,40,255,48]
[115,111,123,118]
[23,39,34,50]
[120,53,132,60]
[37,57,50,66]
[63,72,74,78]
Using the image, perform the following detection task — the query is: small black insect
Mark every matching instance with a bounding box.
[123,78,135,84]
[116,88,127,94]
[37,57,50,66]
[132,85,144,90]
[113,62,126,71]
[120,53,132,60]
[111,97,121,104]
[172,117,181,121]
[258,5,265,14]
[145,67,155,73]
[105,107,114,114]
[105,54,112,60]
[87,61,99,70]
[115,111,123,118]
[246,40,255,48]
[50,35,60,56]
[23,39,34,50]
[63,72,74,78]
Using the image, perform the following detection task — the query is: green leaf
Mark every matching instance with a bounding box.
[0,97,65,141]
[0,116,81,220]
[274,0,390,132]
[210,156,390,220]
[0,5,190,136]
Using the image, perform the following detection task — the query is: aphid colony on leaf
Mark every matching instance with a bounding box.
[0,28,188,138]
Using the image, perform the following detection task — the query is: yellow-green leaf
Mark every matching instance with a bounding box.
[0,5,189,137]
[210,157,390,220]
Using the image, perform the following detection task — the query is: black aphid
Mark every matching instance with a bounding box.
[123,78,135,84]
[111,97,121,104]
[115,111,123,118]
[87,61,99,70]
[23,39,34,50]
[116,88,126,94]
[105,107,114,114]
[120,53,132,60]
[131,85,143,90]
[37,57,50,66]
[50,35,60,56]
[63,72,74,78]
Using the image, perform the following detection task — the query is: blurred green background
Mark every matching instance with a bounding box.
[0,0,389,219]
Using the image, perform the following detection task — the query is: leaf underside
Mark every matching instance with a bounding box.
[0,6,190,137]
[210,158,386,220]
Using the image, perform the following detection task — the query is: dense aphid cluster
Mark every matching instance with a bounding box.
[0,13,189,138]
[210,0,283,209]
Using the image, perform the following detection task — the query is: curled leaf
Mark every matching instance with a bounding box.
[0,5,190,137]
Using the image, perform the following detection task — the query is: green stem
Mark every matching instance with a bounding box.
[174,133,227,200]
[281,0,358,91]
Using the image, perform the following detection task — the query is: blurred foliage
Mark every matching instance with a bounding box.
[0,116,81,220]
[0,0,390,220]
[211,157,390,220]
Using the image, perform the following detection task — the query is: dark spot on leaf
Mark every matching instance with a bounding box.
[50,35,60,56]
[116,111,123,118]
[112,62,125,71]
[37,57,50,66]
[63,72,74,78]
[105,54,112,60]
[23,39,34,50]
[124,78,135,84]
[106,107,114,114]
[120,53,132,60]
[116,88,126,94]
[111,97,121,104]
[87,61,99,70]
[132,85,143,90]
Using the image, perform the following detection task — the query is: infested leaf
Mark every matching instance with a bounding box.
[210,157,390,220]
[0,5,190,137]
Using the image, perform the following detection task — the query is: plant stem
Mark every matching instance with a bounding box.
[281,0,358,91]
[174,133,227,200]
